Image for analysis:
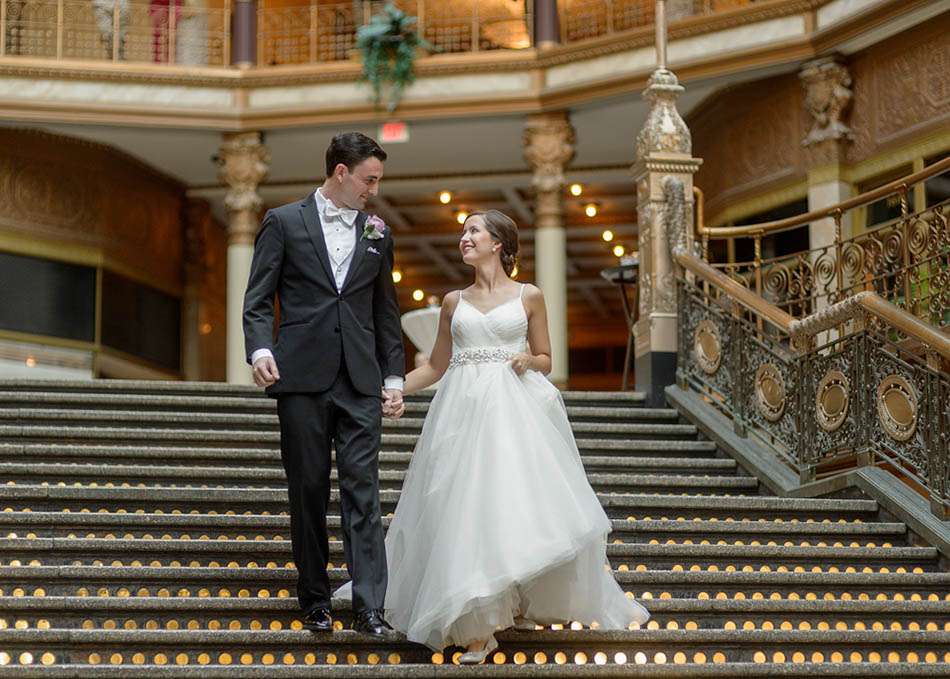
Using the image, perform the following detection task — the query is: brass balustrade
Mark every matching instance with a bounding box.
[672,169,950,518]
[0,0,230,64]
[695,158,950,327]
[0,0,780,67]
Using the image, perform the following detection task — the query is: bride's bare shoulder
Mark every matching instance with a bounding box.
[442,290,463,311]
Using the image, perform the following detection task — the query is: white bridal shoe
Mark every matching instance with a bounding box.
[458,635,498,665]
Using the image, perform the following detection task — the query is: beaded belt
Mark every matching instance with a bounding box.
[448,347,520,368]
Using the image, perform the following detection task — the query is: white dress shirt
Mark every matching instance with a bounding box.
[251,188,404,391]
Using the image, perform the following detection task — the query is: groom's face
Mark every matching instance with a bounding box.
[337,157,384,210]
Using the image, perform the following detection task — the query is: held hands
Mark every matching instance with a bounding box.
[382,388,405,420]
[252,356,281,387]
[510,353,532,376]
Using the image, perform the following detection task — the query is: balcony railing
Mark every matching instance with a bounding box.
[1,0,768,67]
[0,0,231,65]
[560,0,758,43]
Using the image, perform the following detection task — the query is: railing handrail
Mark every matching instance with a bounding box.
[675,251,950,361]
[700,156,950,239]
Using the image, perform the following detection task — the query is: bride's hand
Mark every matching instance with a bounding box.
[510,353,532,375]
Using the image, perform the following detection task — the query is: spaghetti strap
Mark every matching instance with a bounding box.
[519,283,526,299]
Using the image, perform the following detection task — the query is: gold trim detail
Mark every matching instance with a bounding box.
[693,319,722,375]
[815,369,849,433]
[755,363,786,422]
[876,374,918,443]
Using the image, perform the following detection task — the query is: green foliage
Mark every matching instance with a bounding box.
[357,3,433,112]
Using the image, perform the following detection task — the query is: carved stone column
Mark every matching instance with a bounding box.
[632,67,702,406]
[524,111,575,386]
[216,131,270,384]
[182,198,212,381]
[801,56,854,255]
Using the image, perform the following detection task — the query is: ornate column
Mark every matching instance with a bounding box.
[801,56,854,256]
[216,131,270,385]
[182,198,212,381]
[524,111,575,386]
[533,0,560,50]
[632,0,702,406]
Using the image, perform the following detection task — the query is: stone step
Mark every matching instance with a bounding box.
[0,663,947,678]
[0,393,679,423]
[0,422,697,446]
[0,512,907,545]
[0,627,947,670]
[0,464,756,494]
[0,538,936,571]
[0,446,736,475]
[3,565,949,598]
[5,596,949,631]
[0,381,646,407]
[0,486,879,520]
[0,439,722,464]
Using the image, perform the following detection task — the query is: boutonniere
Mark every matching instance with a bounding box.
[362,215,386,240]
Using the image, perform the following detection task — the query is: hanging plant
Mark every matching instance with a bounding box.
[357,3,433,112]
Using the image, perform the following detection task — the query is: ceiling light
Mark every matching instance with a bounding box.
[456,210,468,224]
[200,323,213,335]
[602,229,614,242]
[392,269,403,283]
[25,356,37,368]
[569,183,583,196]
[412,289,425,302]
[439,191,452,204]
[613,244,625,258]
[585,203,598,218]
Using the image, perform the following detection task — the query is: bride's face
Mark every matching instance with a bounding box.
[459,215,498,267]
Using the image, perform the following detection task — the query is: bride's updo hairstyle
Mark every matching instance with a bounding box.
[468,210,520,277]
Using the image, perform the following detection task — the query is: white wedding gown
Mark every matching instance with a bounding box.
[339,284,649,650]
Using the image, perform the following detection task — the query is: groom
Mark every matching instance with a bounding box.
[243,132,406,637]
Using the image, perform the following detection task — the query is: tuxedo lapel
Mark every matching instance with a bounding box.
[299,194,335,286]
[341,212,369,292]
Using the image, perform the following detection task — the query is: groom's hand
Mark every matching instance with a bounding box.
[382,388,405,419]
[252,356,281,387]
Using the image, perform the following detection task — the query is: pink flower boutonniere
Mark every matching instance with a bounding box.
[363,215,387,240]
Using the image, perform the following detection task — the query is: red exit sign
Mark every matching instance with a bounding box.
[379,121,409,143]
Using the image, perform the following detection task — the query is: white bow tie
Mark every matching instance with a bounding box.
[323,201,358,226]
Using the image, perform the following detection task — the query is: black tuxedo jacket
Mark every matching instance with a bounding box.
[242,194,405,397]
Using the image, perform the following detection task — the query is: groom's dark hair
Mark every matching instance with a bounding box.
[326,132,388,177]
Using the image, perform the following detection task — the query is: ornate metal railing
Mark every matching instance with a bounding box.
[257,0,533,66]
[670,172,950,518]
[560,0,758,43]
[0,0,230,64]
[0,0,780,67]
[696,158,950,328]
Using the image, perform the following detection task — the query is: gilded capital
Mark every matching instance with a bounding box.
[800,56,853,147]
[523,112,576,195]
[216,131,270,245]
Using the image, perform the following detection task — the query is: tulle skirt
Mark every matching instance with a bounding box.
[338,361,649,650]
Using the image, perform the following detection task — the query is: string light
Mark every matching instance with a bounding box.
[456,211,469,224]
[392,270,403,283]
[412,289,425,302]
[602,229,614,242]
[439,191,452,204]
[585,203,598,218]
[613,244,625,257]
[569,183,583,196]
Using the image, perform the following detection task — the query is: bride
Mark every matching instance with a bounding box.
[343,209,649,662]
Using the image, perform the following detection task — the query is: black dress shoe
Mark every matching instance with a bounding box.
[302,607,333,632]
[352,609,395,639]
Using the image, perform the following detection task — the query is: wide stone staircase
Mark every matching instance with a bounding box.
[0,379,948,676]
